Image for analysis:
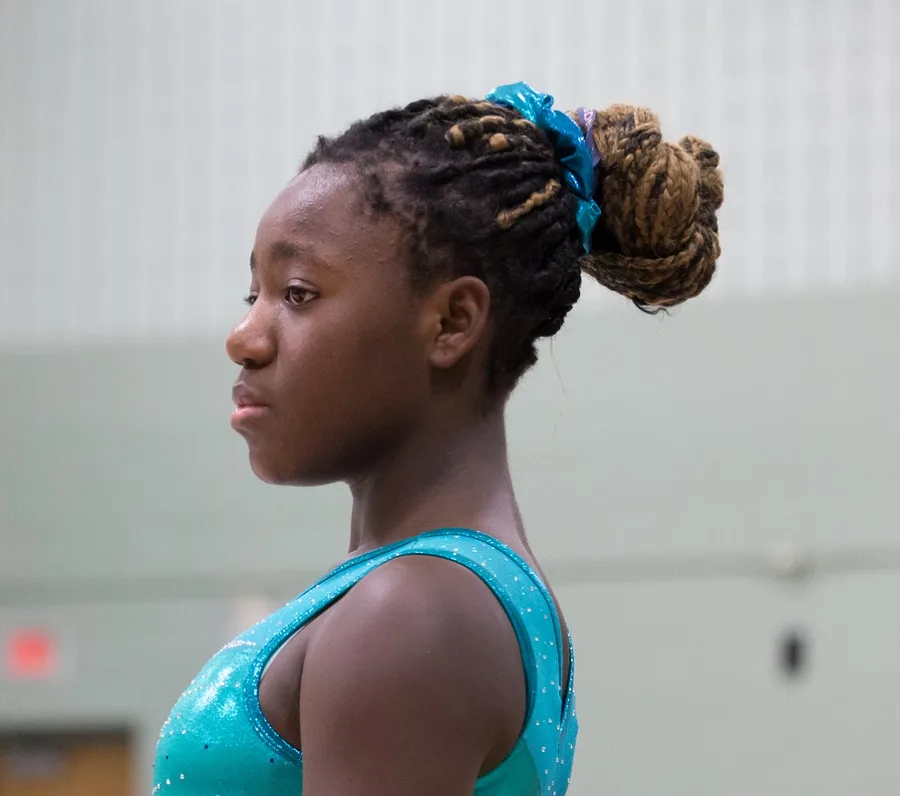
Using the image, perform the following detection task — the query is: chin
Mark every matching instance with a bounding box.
[247,450,341,488]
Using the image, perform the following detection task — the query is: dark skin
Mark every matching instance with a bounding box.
[225,163,571,796]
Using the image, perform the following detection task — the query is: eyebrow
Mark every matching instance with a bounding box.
[249,240,324,272]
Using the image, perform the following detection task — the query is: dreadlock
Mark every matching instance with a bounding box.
[303,94,724,395]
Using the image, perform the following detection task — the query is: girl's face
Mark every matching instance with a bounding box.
[225,164,438,486]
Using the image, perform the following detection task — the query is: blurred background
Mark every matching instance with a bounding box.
[1,0,899,793]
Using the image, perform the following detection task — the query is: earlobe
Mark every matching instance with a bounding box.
[428,276,491,371]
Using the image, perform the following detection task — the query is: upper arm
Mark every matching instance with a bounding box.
[299,555,525,796]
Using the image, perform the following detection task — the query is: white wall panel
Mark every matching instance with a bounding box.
[1,0,898,347]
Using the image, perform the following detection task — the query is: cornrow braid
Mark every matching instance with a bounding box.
[303,92,723,393]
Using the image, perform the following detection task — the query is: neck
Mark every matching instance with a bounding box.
[346,408,524,555]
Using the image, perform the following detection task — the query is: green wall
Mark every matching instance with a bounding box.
[1,291,899,794]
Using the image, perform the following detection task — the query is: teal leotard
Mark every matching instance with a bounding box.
[153,529,577,795]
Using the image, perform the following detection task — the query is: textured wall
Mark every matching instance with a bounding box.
[1,0,898,347]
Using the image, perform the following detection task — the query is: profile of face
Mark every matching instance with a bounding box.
[225,163,491,486]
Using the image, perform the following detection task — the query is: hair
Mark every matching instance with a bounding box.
[303,94,724,395]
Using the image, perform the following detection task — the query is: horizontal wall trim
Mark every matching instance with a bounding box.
[2,546,899,607]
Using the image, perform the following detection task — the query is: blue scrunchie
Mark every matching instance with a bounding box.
[486,81,602,253]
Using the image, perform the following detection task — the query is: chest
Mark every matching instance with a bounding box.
[151,584,338,795]
[152,634,305,795]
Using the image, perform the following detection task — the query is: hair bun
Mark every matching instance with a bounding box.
[576,105,724,308]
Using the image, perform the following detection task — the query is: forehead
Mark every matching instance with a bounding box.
[254,163,405,272]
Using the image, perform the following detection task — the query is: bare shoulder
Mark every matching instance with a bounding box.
[299,554,526,796]
[307,553,525,719]
[332,552,519,638]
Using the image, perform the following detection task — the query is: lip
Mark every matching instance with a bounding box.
[231,381,270,430]
[230,404,269,430]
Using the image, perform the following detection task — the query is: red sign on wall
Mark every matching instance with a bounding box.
[4,629,59,680]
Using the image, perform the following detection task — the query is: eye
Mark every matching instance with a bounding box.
[284,285,316,306]
[242,293,258,307]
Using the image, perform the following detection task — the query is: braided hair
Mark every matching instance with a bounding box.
[303,94,724,395]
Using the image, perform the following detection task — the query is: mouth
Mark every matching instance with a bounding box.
[231,381,271,431]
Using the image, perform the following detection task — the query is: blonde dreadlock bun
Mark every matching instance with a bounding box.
[574,105,724,308]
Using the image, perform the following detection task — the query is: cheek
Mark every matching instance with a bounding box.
[329,292,423,378]
[284,297,427,428]
[258,299,426,483]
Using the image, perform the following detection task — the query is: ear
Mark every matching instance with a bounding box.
[423,276,492,371]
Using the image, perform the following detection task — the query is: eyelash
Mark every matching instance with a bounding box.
[242,287,316,307]
[285,285,315,306]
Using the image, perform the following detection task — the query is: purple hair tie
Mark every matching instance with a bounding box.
[577,107,602,167]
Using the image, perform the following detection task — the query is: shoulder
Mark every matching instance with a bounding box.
[333,551,516,637]
[299,553,526,794]
[308,552,524,710]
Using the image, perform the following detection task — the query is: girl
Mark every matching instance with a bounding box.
[154,83,723,796]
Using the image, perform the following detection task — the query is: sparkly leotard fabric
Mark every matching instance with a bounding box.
[154,529,578,795]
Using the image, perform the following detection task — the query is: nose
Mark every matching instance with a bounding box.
[226,306,276,369]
